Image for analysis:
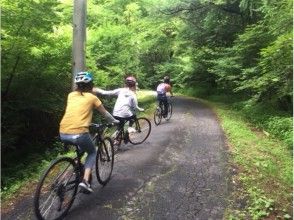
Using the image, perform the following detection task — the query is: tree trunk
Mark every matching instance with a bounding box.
[72,0,87,91]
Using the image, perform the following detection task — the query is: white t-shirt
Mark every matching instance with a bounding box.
[95,88,139,118]
[156,83,171,94]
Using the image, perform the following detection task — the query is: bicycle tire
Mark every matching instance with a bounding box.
[128,117,151,145]
[154,106,162,125]
[95,137,114,185]
[165,102,173,120]
[34,157,79,220]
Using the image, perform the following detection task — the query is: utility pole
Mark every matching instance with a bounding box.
[72,0,87,90]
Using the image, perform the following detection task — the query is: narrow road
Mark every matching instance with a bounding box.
[2,96,230,220]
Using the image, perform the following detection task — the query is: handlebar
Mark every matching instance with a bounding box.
[89,122,116,129]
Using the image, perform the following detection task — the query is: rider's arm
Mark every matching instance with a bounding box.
[131,95,144,112]
[136,105,144,112]
[166,84,174,96]
[95,104,119,124]
[93,87,121,96]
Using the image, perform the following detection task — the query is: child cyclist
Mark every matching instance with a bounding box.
[59,71,119,193]
[93,76,144,142]
[156,76,174,117]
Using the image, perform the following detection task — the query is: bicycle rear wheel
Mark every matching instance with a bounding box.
[128,117,151,145]
[165,102,173,120]
[95,137,114,185]
[154,106,162,125]
[34,157,79,220]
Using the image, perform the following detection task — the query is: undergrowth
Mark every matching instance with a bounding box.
[198,97,293,219]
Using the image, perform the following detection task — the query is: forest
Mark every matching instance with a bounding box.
[1,0,293,218]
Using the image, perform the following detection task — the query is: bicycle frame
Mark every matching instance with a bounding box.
[62,144,84,182]
[90,123,113,162]
[158,99,170,116]
[113,116,141,145]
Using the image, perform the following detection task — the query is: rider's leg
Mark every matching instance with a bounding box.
[75,133,96,182]
[113,116,125,145]
[60,133,96,192]
[157,95,165,112]
[162,96,168,116]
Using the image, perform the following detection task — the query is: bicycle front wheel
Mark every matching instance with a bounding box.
[34,157,79,220]
[96,137,114,185]
[165,102,173,120]
[154,106,162,126]
[129,117,151,145]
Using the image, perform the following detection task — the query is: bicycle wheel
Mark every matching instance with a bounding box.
[165,102,173,120]
[34,157,79,220]
[154,106,162,125]
[96,137,114,185]
[128,117,151,145]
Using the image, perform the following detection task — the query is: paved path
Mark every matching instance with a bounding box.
[2,96,230,220]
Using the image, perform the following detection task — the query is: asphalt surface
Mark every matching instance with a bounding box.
[2,96,230,220]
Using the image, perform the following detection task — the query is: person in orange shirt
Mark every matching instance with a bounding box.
[59,71,119,193]
[156,76,174,117]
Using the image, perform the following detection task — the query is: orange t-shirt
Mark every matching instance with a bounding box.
[60,91,102,134]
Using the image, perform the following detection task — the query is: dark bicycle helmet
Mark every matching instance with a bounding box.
[125,76,137,87]
[74,71,93,84]
[163,76,170,83]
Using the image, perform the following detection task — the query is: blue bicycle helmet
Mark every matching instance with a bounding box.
[74,72,93,83]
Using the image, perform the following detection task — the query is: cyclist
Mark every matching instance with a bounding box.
[59,71,119,193]
[93,76,144,142]
[156,76,174,117]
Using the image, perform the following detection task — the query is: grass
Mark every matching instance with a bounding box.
[200,99,293,220]
[136,89,158,117]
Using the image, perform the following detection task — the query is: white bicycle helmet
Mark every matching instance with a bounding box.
[74,72,93,83]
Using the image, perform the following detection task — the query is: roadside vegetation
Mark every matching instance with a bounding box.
[214,100,292,220]
[184,90,293,220]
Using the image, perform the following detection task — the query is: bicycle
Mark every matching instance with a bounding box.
[108,115,151,150]
[154,96,173,125]
[34,123,115,220]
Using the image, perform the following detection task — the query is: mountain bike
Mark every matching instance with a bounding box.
[34,123,114,220]
[154,96,173,125]
[108,115,151,150]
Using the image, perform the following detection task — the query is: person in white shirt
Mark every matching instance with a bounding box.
[93,76,144,135]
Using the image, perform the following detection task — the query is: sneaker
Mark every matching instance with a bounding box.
[79,180,93,193]
[127,127,137,133]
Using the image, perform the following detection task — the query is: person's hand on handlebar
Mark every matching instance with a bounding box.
[112,119,120,125]
[138,107,145,112]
